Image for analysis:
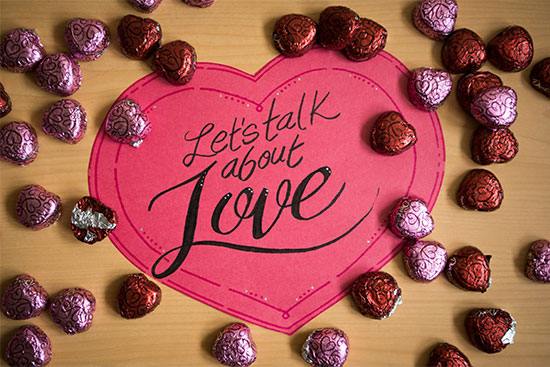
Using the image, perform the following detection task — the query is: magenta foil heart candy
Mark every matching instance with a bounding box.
[2,274,49,320]
[50,287,96,335]
[182,0,215,7]
[5,325,52,367]
[0,28,46,72]
[471,86,517,129]
[105,99,151,147]
[390,196,434,239]
[402,240,447,282]
[525,239,550,283]
[65,18,110,61]
[16,184,62,230]
[302,328,349,367]
[42,99,87,144]
[412,0,458,40]
[408,68,452,111]
[212,323,257,367]
[129,0,163,12]
[35,52,82,96]
[0,121,39,166]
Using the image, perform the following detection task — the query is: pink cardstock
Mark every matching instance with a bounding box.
[88,47,445,334]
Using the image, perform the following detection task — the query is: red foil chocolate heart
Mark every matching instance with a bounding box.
[117,14,162,60]
[442,28,487,74]
[471,126,518,165]
[50,287,96,335]
[273,14,317,58]
[5,325,52,367]
[344,18,387,62]
[457,71,503,114]
[318,6,360,50]
[371,111,417,156]
[530,58,550,98]
[117,273,162,319]
[212,323,257,367]
[2,274,49,320]
[71,196,118,244]
[487,26,533,72]
[0,121,39,166]
[0,82,12,118]
[152,40,197,85]
[446,246,491,292]
[457,169,503,211]
[427,343,472,367]
[351,271,402,319]
[465,308,516,353]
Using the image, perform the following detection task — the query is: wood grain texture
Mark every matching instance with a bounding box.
[1,0,549,366]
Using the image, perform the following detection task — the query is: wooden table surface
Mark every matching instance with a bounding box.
[1,0,549,366]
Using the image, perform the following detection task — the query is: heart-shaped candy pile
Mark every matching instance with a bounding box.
[16,184,62,230]
[465,308,516,353]
[412,0,458,40]
[427,343,472,367]
[457,169,503,211]
[351,271,402,319]
[35,52,82,96]
[408,68,452,111]
[402,240,447,282]
[442,28,487,74]
[302,328,349,367]
[0,28,46,72]
[50,287,96,335]
[2,274,49,320]
[446,246,491,292]
[117,273,162,319]
[212,322,257,367]
[105,98,151,147]
[390,196,434,239]
[5,326,52,367]
[118,14,162,60]
[457,71,503,114]
[0,121,39,166]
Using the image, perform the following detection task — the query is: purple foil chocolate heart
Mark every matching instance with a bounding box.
[302,328,349,367]
[408,68,452,111]
[35,52,82,96]
[42,99,87,144]
[50,287,96,335]
[2,274,49,320]
[413,0,458,40]
[402,240,447,282]
[105,98,151,147]
[129,0,163,12]
[526,239,550,283]
[16,184,62,230]
[0,121,39,166]
[0,28,46,72]
[212,322,257,367]
[390,196,435,239]
[65,18,110,61]
[5,325,52,367]
[471,86,517,129]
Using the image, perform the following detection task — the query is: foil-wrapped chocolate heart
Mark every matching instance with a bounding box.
[273,14,317,58]
[117,273,162,319]
[408,68,452,111]
[318,6,360,50]
[105,98,151,148]
[71,196,118,244]
[427,343,472,367]
[117,14,162,60]
[402,240,447,282]
[471,126,518,165]
[129,0,163,12]
[5,325,52,367]
[182,0,215,7]
[302,328,349,367]
[212,322,257,367]
[65,18,110,61]
[16,184,62,230]
[151,40,197,85]
[0,28,46,72]
[0,121,39,166]
[457,71,503,114]
[351,271,402,319]
[0,82,12,118]
[525,239,550,283]
[412,0,458,40]
[371,111,417,155]
[35,52,82,96]
[344,17,387,62]
[457,169,503,211]
[42,99,87,144]
[465,308,516,353]
[442,28,487,74]
[530,58,550,98]
[487,25,533,72]
[471,86,517,129]
[2,274,49,320]
[446,246,491,292]
[390,196,434,239]
[50,287,96,335]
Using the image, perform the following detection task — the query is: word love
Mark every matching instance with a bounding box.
[148,161,378,278]
[182,91,341,181]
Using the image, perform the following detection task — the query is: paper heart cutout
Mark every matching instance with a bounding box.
[117,273,162,318]
[89,48,445,334]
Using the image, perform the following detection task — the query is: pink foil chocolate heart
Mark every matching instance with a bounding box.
[471,86,517,129]
[129,0,163,13]
[42,99,87,144]
[402,240,447,282]
[105,98,151,147]
[408,68,452,111]
[50,287,96,335]
[212,323,257,367]
[2,274,49,320]
[0,121,39,166]
[65,18,110,61]
[412,0,458,40]
[525,239,550,283]
[390,196,435,239]
[302,328,349,367]
[16,184,62,230]
[35,52,82,96]
[5,325,52,367]
[0,28,46,72]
